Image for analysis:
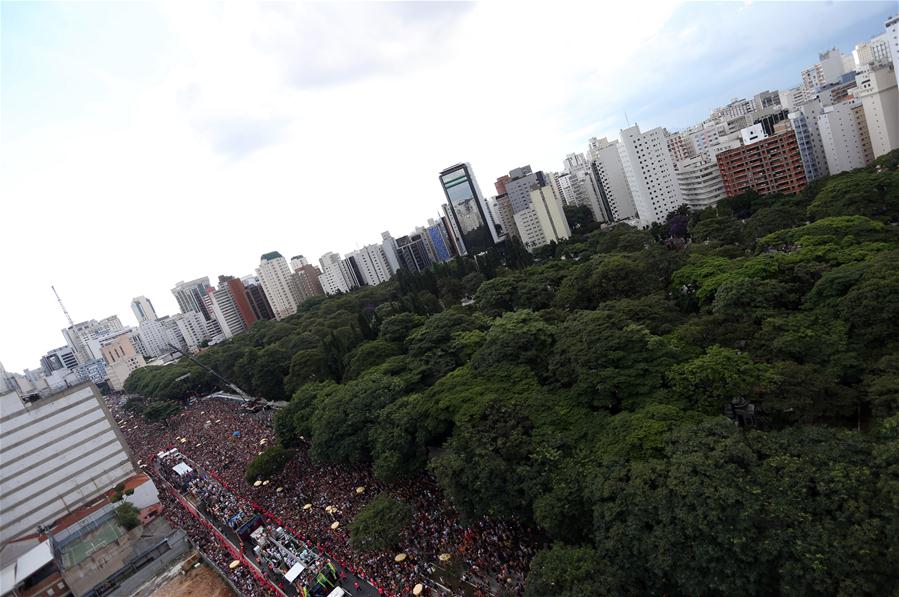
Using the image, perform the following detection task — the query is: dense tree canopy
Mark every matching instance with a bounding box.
[125,153,899,595]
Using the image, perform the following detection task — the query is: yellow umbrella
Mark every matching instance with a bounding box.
[355,486,365,494]
[229,560,241,569]
[438,553,451,562]
[276,487,283,493]
[413,584,424,596]
[195,443,202,448]
[180,438,187,444]
[262,480,270,486]
[330,521,340,529]
[303,503,312,510]
[259,439,267,445]
[325,506,334,513]
[253,480,262,487]
[394,553,407,563]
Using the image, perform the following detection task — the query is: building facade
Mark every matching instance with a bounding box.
[256,252,303,320]
[170,278,213,322]
[855,64,899,158]
[675,155,727,210]
[438,163,499,255]
[716,130,808,197]
[618,124,685,227]
[130,296,158,324]
[818,98,875,175]
[0,383,136,544]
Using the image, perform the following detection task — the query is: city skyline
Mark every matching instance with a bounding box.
[1,1,896,372]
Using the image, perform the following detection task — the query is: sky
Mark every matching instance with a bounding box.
[1,1,896,373]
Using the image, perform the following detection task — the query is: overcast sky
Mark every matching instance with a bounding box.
[1,1,895,372]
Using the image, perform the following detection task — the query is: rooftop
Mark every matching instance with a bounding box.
[260,251,283,261]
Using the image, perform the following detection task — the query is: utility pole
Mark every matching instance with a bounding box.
[51,285,74,327]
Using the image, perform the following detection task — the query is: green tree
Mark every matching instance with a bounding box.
[667,345,776,414]
[115,502,141,531]
[349,493,412,552]
[245,446,295,482]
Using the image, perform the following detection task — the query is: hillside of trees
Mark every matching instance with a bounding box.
[126,150,899,595]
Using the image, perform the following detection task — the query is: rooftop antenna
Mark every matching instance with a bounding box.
[625,111,630,127]
[51,285,74,327]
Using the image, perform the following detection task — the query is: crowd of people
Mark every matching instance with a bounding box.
[107,394,541,596]
[157,475,274,596]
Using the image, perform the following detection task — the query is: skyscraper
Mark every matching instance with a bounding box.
[243,277,276,321]
[130,296,158,324]
[855,64,899,158]
[256,252,304,320]
[205,279,247,339]
[347,244,394,286]
[617,124,685,227]
[817,98,875,174]
[439,163,499,255]
[171,278,213,321]
[318,252,353,295]
[512,182,571,251]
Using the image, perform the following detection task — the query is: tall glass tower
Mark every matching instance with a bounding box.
[439,163,500,255]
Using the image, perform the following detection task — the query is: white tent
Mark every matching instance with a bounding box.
[326,588,346,597]
[284,561,306,583]
[172,462,193,476]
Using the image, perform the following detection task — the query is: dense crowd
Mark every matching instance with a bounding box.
[157,476,274,595]
[108,394,540,596]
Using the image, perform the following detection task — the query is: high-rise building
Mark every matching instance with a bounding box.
[787,98,831,181]
[425,219,454,263]
[318,252,353,295]
[887,13,899,88]
[172,310,210,352]
[130,296,158,324]
[205,278,247,339]
[589,137,637,221]
[504,165,540,213]
[512,183,571,251]
[346,244,393,286]
[675,156,726,210]
[223,276,257,329]
[618,124,685,227]
[439,163,499,255]
[716,130,808,197]
[489,194,518,240]
[256,252,304,320]
[380,232,402,274]
[753,90,782,111]
[171,278,213,321]
[242,276,276,321]
[395,234,432,273]
[855,64,899,158]
[62,317,125,365]
[818,98,875,175]
[293,263,325,301]
[666,131,692,162]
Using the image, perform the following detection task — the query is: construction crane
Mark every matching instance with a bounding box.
[165,343,256,405]
[51,285,74,327]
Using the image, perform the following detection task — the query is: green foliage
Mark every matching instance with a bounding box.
[667,346,776,414]
[245,446,295,483]
[114,165,899,595]
[115,502,141,531]
[349,493,412,552]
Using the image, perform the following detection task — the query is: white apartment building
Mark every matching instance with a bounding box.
[675,156,726,210]
[589,137,637,221]
[740,123,768,145]
[887,13,899,88]
[788,98,831,181]
[380,232,402,274]
[138,318,178,357]
[318,252,352,295]
[171,278,212,322]
[855,64,899,158]
[172,311,209,352]
[512,184,571,251]
[0,384,136,544]
[618,124,685,227]
[256,251,303,320]
[205,285,246,339]
[818,98,875,175]
[348,244,393,286]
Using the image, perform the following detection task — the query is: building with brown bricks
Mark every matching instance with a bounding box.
[716,130,808,197]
